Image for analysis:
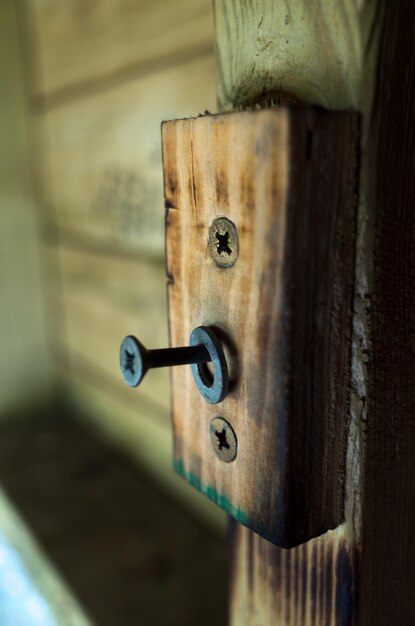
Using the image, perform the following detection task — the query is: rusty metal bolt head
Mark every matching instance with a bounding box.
[208,217,239,268]
[209,417,237,462]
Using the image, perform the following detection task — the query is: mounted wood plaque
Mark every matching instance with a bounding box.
[162,107,359,548]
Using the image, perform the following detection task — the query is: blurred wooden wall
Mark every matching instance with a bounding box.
[19,0,225,529]
[0,0,51,415]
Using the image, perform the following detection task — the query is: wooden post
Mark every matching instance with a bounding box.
[214,1,415,624]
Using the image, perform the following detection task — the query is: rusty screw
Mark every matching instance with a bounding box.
[209,417,237,462]
[208,217,239,268]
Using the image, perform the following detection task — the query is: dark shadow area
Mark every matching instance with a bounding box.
[0,408,228,626]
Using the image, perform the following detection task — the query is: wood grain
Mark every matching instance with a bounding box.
[163,108,359,548]
[214,0,375,113]
[34,55,215,257]
[46,245,170,413]
[230,522,356,626]
[23,0,213,103]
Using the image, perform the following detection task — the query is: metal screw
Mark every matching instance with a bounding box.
[209,417,237,462]
[208,217,239,268]
[120,326,229,404]
[120,335,211,388]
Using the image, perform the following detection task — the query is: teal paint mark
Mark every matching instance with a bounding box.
[173,458,249,526]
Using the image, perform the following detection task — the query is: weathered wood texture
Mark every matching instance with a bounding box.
[35,55,215,257]
[230,523,356,626]
[24,0,213,103]
[213,0,383,624]
[214,0,370,112]
[163,108,359,548]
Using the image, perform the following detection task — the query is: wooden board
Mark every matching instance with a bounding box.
[24,0,214,102]
[163,108,359,548]
[35,55,215,257]
[46,245,170,413]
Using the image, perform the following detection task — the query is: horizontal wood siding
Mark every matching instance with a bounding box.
[46,246,170,412]
[35,55,215,257]
[24,0,214,102]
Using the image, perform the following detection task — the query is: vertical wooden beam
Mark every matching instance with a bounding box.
[213,1,415,624]
[360,3,415,624]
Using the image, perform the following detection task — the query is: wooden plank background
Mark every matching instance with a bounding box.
[35,55,215,256]
[25,0,214,103]
[20,0,226,531]
[0,0,51,415]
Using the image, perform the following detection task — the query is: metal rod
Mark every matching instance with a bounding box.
[148,345,211,369]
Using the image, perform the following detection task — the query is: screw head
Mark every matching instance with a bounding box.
[209,417,237,462]
[119,335,149,387]
[208,217,239,268]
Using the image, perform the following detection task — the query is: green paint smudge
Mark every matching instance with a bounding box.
[173,458,249,526]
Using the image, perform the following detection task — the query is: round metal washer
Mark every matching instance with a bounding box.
[189,326,229,404]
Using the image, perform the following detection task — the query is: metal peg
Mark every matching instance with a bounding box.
[120,326,229,404]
